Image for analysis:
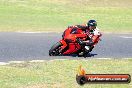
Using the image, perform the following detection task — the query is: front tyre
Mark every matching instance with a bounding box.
[49,42,62,56]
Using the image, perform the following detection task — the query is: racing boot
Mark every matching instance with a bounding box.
[83,46,91,58]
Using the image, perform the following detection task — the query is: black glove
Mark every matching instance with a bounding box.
[76,38,85,45]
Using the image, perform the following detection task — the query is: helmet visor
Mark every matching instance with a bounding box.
[89,22,97,27]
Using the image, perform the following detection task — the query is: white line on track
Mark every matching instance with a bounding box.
[16,32,44,34]
[15,32,61,34]
[0,62,9,65]
[120,36,132,39]
[0,58,131,65]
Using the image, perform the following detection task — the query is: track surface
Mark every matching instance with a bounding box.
[0,32,132,62]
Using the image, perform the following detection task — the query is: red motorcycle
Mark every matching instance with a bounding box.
[49,27,101,57]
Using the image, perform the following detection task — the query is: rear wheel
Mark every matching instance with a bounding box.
[49,42,62,56]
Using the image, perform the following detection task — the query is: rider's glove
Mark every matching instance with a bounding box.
[76,38,85,45]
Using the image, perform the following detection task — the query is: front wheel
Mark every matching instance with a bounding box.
[49,42,62,56]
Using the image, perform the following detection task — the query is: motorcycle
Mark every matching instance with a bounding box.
[49,30,101,57]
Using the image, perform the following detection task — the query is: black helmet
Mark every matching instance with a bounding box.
[87,20,97,27]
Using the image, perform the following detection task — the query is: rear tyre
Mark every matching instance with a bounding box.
[49,42,62,56]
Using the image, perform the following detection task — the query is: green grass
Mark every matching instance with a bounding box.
[0,59,132,88]
[0,0,132,32]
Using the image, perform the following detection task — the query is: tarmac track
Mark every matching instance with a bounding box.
[0,32,132,62]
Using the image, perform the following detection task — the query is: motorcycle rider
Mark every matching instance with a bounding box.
[61,20,102,55]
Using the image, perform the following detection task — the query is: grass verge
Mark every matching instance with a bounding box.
[0,59,132,88]
[0,0,132,33]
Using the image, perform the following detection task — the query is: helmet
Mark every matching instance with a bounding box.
[87,20,97,27]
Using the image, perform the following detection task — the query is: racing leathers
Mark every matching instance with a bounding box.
[61,24,102,53]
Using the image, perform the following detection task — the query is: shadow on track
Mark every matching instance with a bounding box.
[62,53,98,58]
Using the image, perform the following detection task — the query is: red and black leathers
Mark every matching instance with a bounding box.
[61,25,102,52]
